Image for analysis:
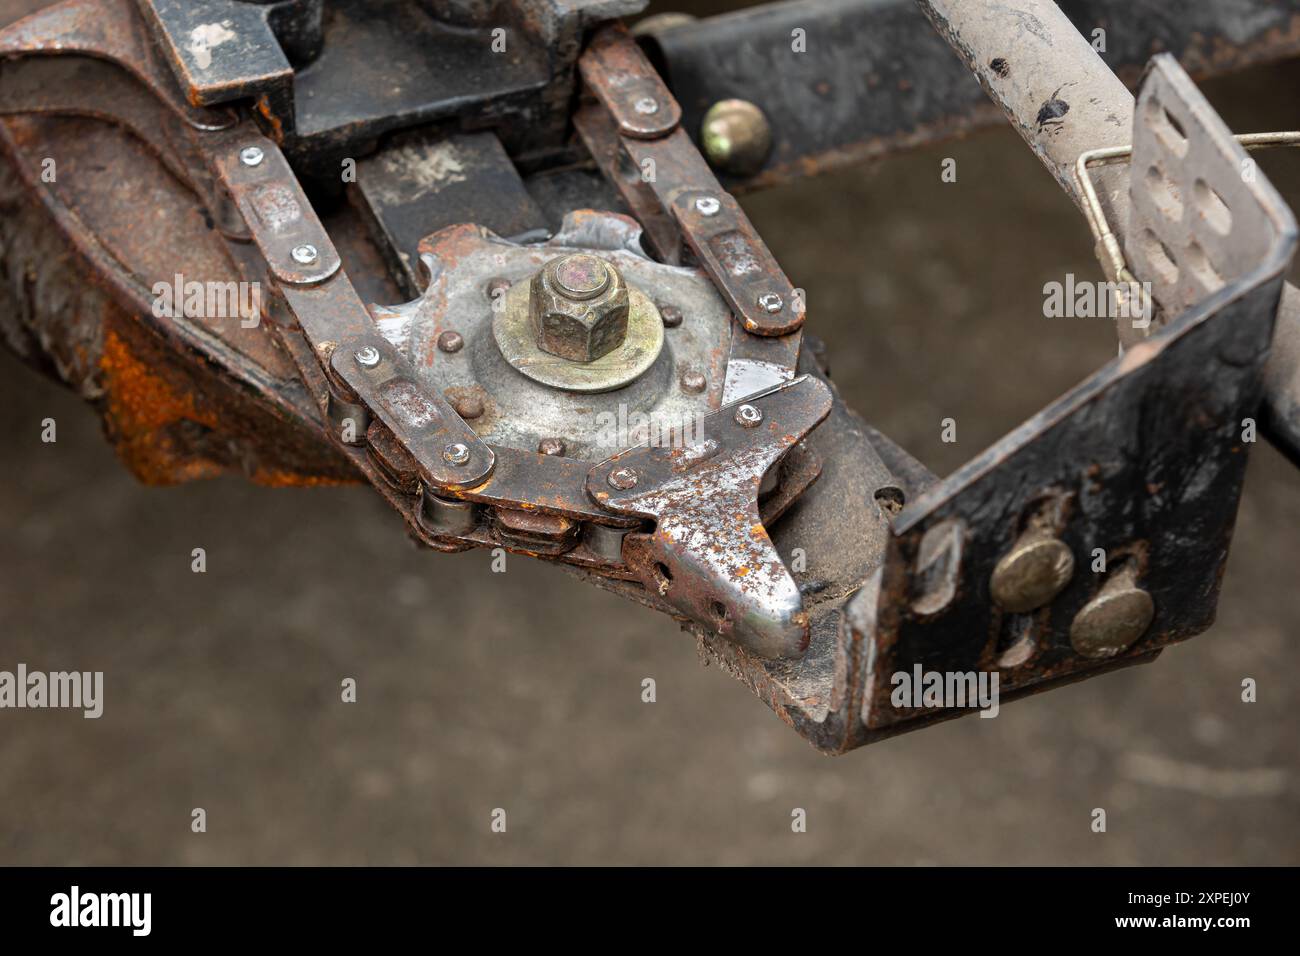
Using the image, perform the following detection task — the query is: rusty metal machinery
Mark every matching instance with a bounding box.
[2,0,1299,751]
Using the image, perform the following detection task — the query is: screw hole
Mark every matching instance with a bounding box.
[1144,164,1183,221]
[1146,97,1188,158]
[1184,240,1224,292]
[1194,178,1233,235]
[1141,228,1180,284]
[1163,108,1186,140]
[711,600,728,625]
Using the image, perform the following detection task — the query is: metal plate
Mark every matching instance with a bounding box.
[588,374,833,659]
[376,214,731,463]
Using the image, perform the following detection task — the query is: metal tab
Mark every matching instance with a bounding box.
[137,0,295,132]
[329,338,495,490]
[578,23,681,140]
[579,27,805,340]
[587,375,833,659]
[211,133,340,286]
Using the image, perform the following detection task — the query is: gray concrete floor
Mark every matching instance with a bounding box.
[1,14,1298,864]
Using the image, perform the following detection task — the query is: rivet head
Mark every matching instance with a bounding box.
[1070,577,1155,659]
[735,403,763,427]
[291,244,318,265]
[701,99,773,177]
[537,437,566,457]
[757,292,783,314]
[659,304,683,328]
[354,346,380,368]
[608,466,638,490]
[437,330,464,354]
[240,146,264,167]
[694,196,721,217]
[989,532,1074,613]
[452,395,484,420]
[633,96,659,115]
[443,442,471,466]
[679,368,707,394]
[485,277,511,301]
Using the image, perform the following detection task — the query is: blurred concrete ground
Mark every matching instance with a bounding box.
[1,2,1298,865]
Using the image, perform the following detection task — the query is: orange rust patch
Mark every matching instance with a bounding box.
[249,466,354,489]
[99,328,224,485]
[255,96,285,142]
[100,329,354,488]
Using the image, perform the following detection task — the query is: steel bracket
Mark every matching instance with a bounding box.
[587,374,832,658]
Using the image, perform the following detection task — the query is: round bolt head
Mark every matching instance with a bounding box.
[292,244,318,265]
[240,145,265,167]
[735,403,763,427]
[452,395,484,420]
[701,99,773,177]
[537,437,566,457]
[757,292,783,314]
[989,533,1074,613]
[694,196,721,217]
[679,367,707,394]
[529,254,629,363]
[633,96,660,115]
[437,330,465,354]
[659,303,683,328]
[485,277,511,301]
[354,345,380,368]
[1070,586,1155,659]
[608,466,638,490]
[443,442,471,466]
[552,254,610,300]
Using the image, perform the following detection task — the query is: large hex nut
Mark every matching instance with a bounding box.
[529,254,629,363]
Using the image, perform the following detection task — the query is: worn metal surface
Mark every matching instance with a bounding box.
[582,26,804,340]
[0,55,207,196]
[3,0,1300,753]
[352,130,548,298]
[573,100,683,263]
[915,0,1300,469]
[577,23,805,407]
[914,0,1134,250]
[380,214,727,461]
[0,0,232,130]
[580,21,682,139]
[578,53,1296,751]
[211,127,497,490]
[1126,69,1282,324]
[988,523,1075,614]
[137,0,296,131]
[495,273,664,392]
[280,0,646,163]
[205,130,749,583]
[527,252,633,363]
[0,0,341,486]
[642,0,1300,191]
[588,374,832,658]
[811,57,1293,751]
[0,114,353,486]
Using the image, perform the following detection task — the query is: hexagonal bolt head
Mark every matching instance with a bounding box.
[529,254,629,363]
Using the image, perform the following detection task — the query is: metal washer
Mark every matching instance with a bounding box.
[492,280,665,394]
